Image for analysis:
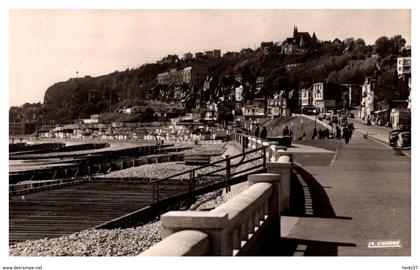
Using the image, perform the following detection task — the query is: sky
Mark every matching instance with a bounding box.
[9,9,411,107]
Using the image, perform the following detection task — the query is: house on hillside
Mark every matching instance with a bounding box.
[158,54,179,64]
[267,97,282,119]
[242,99,266,122]
[255,77,264,95]
[332,38,344,49]
[204,51,214,58]
[397,57,411,77]
[194,52,204,58]
[182,66,208,87]
[260,41,274,55]
[235,85,244,102]
[183,52,193,61]
[213,50,222,58]
[281,26,316,55]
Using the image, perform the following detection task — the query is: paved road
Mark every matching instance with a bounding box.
[279,128,411,256]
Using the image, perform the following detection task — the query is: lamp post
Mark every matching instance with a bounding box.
[300,89,304,138]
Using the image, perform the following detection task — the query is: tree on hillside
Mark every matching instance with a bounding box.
[374,36,392,58]
[143,107,155,122]
[374,35,406,58]
[390,35,406,54]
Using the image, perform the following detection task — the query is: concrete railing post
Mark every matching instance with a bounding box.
[248,173,282,237]
[256,139,262,148]
[268,142,278,162]
[251,137,256,149]
[161,212,231,256]
[274,146,287,162]
[141,230,210,256]
[266,159,292,214]
[262,141,270,160]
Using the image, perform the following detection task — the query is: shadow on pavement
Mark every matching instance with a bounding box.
[261,164,356,256]
[291,164,349,219]
[259,238,357,256]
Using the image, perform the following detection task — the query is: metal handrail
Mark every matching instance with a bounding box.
[203,155,263,176]
[150,146,267,203]
[150,146,267,185]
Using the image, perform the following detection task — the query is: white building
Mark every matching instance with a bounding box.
[397,57,411,77]
[235,85,244,102]
[360,77,376,120]
[300,87,313,107]
[267,98,282,118]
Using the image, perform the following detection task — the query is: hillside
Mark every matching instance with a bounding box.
[15,35,409,124]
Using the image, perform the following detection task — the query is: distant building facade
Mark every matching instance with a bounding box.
[267,98,282,118]
[235,85,244,102]
[183,52,193,61]
[256,77,264,93]
[194,52,204,58]
[157,72,170,85]
[157,66,208,86]
[312,82,344,114]
[182,66,208,86]
[300,87,313,107]
[397,57,411,77]
[213,50,222,58]
[360,77,376,120]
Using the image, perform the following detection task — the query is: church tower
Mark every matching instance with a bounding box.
[312,32,318,42]
[293,26,298,40]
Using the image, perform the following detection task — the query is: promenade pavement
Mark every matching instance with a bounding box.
[300,113,410,157]
[222,116,410,256]
[278,131,411,256]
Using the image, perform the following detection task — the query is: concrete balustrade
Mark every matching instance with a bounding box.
[233,133,293,163]
[141,230,209,256]
[139,134,294,256]
[266,158,292,214]
[155,182,273,256]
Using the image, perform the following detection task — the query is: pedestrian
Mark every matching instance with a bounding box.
[242,135,249,151]
[319,128,323,140]
[336,126,341,140]
[325,128,330,139]
[343,125,351,144]
[254,125,260,138]
[260,126,267,139]
[312,128,318,140]
[283,126,291,136]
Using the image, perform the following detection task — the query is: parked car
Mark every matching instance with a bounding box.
[397,131,411,148]
[348,112,355,118]
[389,129,409,147]
[302,105,317,115]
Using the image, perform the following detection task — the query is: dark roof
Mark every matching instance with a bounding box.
[283,38,297,45]
[261,41,274,47]
[296,32,311,40]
